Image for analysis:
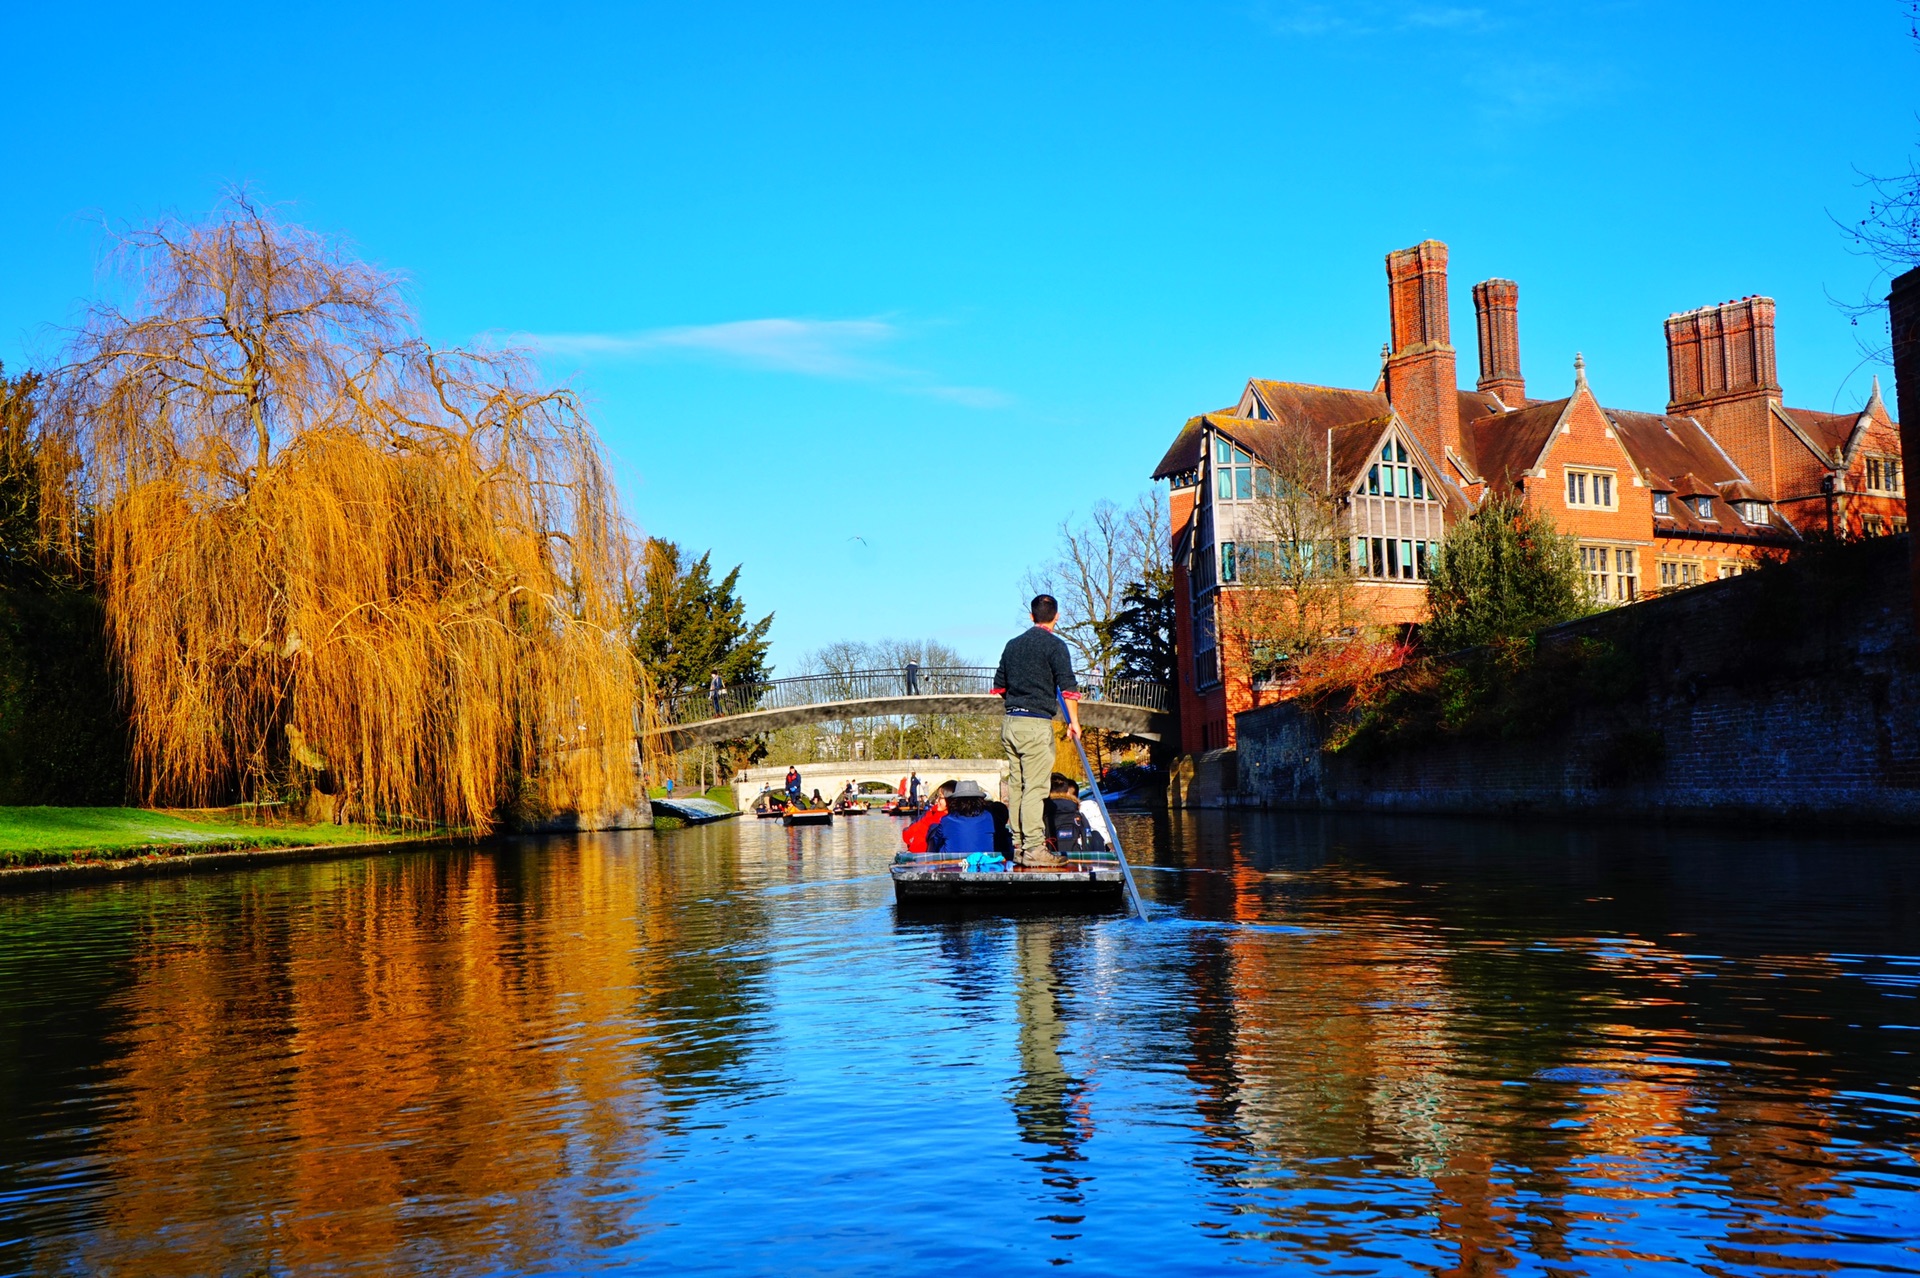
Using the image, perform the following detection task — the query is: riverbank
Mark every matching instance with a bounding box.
[0,806,462,890]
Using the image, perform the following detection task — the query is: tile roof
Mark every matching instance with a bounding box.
[1246,380,1391,431]
[1464,398,1568,491]
[1604,409,1745,492]
[1715,477,1769,502]
[1152,415,1209,480]
[1158,381,1391,481]
[1779,406,1857,459]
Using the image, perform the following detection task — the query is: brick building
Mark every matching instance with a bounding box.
[1154,240,1906,756]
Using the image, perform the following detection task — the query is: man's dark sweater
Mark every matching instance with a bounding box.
[992,626,1079,718]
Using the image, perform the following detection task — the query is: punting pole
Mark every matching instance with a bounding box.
[1060,692,1150,922]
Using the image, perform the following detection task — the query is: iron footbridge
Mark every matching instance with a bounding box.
[647,666,1170,751]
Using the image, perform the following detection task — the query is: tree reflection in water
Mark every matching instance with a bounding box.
[0,811,1916,1276]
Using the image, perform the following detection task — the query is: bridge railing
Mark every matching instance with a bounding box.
[658,666,1167,726]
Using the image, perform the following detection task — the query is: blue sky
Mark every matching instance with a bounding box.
[3,1,1914,670]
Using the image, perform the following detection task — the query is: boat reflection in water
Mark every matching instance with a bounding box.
[0,811,1917,1274]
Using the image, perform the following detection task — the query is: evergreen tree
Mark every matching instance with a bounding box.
[0,365,126,803]
[0,366,53,589]
[627,537,773,694]
[1424,494,1590,652]
[1104,578,1176,688]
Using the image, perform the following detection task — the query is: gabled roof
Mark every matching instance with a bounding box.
[1777,406,1856,463]
[1246,380,1391,431]
[1152,415,1210,480]
[1605,409,1747,495]
[1336,415,1474,517]
[1716,477,1769,502]
[1329,415,1395,486]
[1464,398,1570,492]
[1153,382,1395,480]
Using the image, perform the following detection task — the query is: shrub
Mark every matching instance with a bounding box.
[1423,494,1590,652]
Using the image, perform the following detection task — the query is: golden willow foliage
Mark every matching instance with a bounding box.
[43,199,649,830]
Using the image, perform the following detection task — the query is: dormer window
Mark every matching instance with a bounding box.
[1694,496,1714,519]
[1653,493,1670,516]
[1364,439,1428,500]
[1736,500,1768,524]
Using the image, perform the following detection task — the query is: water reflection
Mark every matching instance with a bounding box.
[0,811,1913,1275]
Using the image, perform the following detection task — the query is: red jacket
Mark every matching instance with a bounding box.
[902,806,945,854]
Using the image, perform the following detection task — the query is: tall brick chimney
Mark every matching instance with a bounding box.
[1384,240,1460,464]
[1471,278,1525,405]
[1889,265,1920,626]
[1666,296,1782,491]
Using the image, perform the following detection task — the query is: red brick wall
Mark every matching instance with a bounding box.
[1234,536,1920,825]
[1471,278,1525,405]
[1385,241,1461,463]
[1520,390,1654,540]
[1687,396,1782,498]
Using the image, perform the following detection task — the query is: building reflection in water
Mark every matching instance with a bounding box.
[0,810,1914,1275]
[1152,810,1916,1274]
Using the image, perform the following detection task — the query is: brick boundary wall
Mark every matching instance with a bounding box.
[1890,265,1920,624]
[1232,535,1919,826]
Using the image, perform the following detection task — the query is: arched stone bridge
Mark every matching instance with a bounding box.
[647,666,1170,752]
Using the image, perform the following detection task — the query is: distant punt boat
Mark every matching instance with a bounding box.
[782,807,833,827]
[650,797,741,826]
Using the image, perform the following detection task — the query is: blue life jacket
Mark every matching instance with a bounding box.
[927,811,996,855]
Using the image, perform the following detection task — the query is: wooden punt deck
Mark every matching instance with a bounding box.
[890,861,1127,910]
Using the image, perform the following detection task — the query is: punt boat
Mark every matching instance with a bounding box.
[890,853,1127,910]
[782,805,834,827]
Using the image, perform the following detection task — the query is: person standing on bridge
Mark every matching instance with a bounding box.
[991,594,1082,867]
[903,658,920,695]
[708,670,726,717]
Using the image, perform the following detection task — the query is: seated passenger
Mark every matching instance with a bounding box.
[984,798,1014,855]
[900,780,958,855]
[1046,772,1107,853]
[925,780,997,856]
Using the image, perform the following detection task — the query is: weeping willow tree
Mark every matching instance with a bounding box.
[42,198,648,830]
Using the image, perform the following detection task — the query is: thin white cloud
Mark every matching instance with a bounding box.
[524,316,1012,409]
[919,384,1014,409]
[529,318,897,378]
[1403,6,1487,29]
[1251,1,1488,37]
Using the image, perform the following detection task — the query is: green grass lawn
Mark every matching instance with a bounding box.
[645,786,736,809]
[0,807,403,868]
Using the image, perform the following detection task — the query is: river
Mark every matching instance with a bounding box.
[1,811,1916,1275]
